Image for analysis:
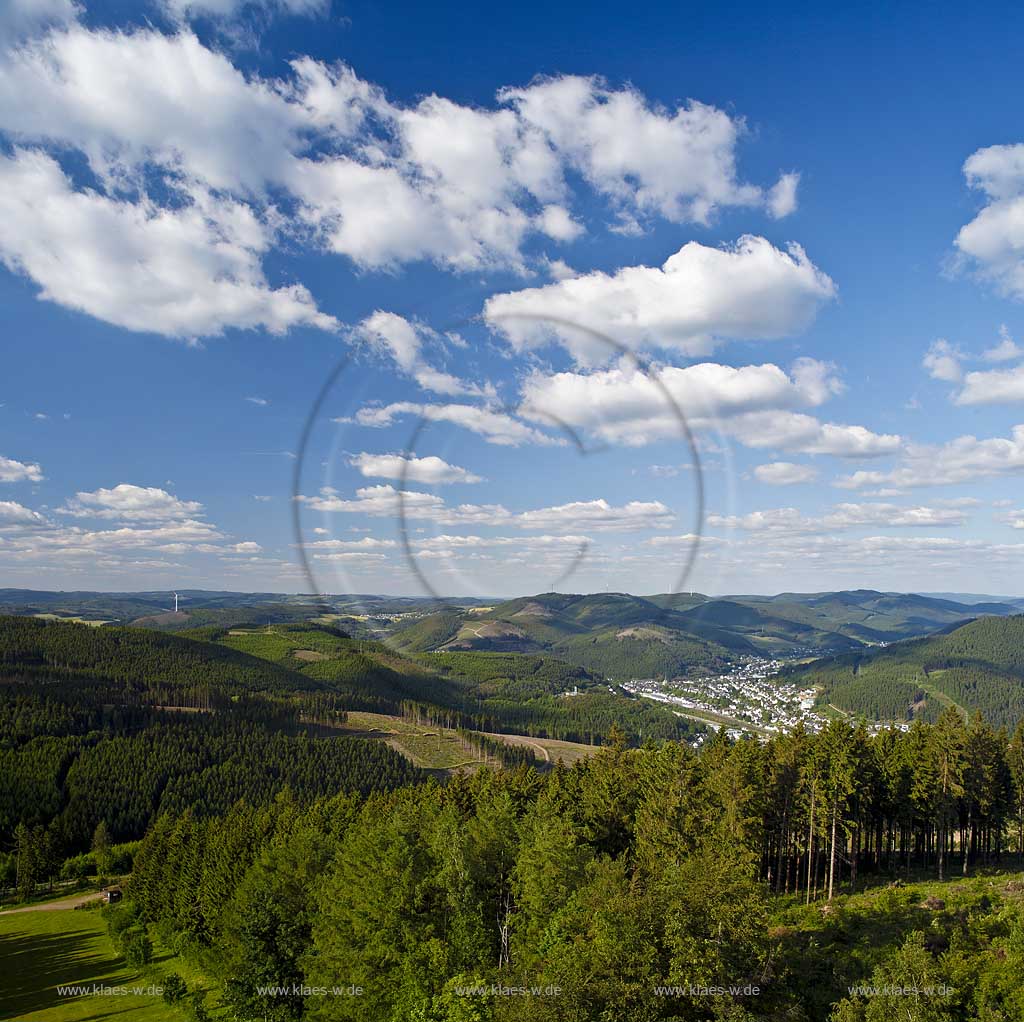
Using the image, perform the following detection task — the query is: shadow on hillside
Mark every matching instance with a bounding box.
[0,925,124,1019]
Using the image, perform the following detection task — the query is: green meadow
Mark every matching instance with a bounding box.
[0,905,211,1022]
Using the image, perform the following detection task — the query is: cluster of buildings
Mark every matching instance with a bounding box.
[623,656,828,742]
[625,655,914,743]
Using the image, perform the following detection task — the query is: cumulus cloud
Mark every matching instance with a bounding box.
[515,498,672,532]
[500,75,796,225]
[349,452,483,485]
[0,500,47,526]
[983,325,1022,362]
[0,455,43,483]
[350,312,492,397]
[835,425,1024,489]
[766,172,800,218]
[0,20,803,336]
[484,236,836,363]
[753,461,818,485]
[299,484,673,532]
[956,364,1024,405]
[518,358,898,455]
[955,143,1024,298]
[306,536,397,550]
[230,540,263,552]
[923,339,963,382]
[299,484,447,518]
[709,502,967,534]
[350,402,559,447]
[0,150,336,339]
[926,328,1024,405]
[60,483,204,521]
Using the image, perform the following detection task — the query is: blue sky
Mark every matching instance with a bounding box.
[3,0,1024,597]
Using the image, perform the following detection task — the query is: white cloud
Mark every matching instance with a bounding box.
[734,414,902,458]
[300,484,672,532]
[299,484,447,518]
[983,325,1022,362]
[349,452,483,485]
[0,25,800,335]
[923,339,963,382]
[645,533,708,547]
[535,204,584,241]
[484,235,836,363]
[709,502,967,534]
[0,455,43,483]
[351,402,559,447]
[995,508,1024,530]
[306,536,397,550]
[411,533,587,550]
[246,396,269,406]
[515,498,672,532]
[231,540,263,552]
[350,312,492,397]
[754,461,818,485]
[767,172,800,219]
[2,518,224,556]
[518,358,898,455]
[0,149,336,339]
[955,144,1024,298]
[0,0,77,45]
[925,328,1024,405]
[835,425,1024,489]
[501,75,795,225]
[60,483,204,521]
[956,364,1024,405]
[160,0,327,23]
[0,27,307,193]
[0,500,46,526]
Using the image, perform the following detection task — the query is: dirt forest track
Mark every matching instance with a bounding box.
[0,892,104,915]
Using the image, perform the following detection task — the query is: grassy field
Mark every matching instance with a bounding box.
[0,905,214,1021]
[341,711,487,770]
[341,711,601,770]
[480,730,600,765]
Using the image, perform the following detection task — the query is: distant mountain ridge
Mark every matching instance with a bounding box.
[1,588,1018,677]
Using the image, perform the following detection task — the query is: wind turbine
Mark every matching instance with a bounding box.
[172,592,184,613]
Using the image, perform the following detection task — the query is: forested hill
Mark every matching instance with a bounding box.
[0,614,318,695]
[389,591,752,680]
[389,589,1021,668]
[655,588,1021,646]
[0,615,425,854]
[199,622,705,746]
[791,614,1024,727]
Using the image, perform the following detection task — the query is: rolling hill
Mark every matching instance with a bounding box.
[645,589,1021,652]
[788,613,1024,728]
[195,620,704,745]
[390,591,753,680]
[390,589,1020,674]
